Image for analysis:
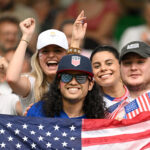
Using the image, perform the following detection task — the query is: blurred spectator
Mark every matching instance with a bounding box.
[0,56,22,115]
[30,0,59,32]
[0,0,39,51]
[5,49,31,73]
[0,16,20,56]
[119,0,150,50]
[54,0,121,49]
[60,19,92,58]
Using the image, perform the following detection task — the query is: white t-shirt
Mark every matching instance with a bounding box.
[0,94,19,115]
[0,82,19,115]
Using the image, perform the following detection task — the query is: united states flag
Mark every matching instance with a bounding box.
[1,112,150,149]
[125,92,150,119]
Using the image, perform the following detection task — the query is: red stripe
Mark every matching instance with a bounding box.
[82,129,150,147]
[145,93,150,109]
[82,112,150,131]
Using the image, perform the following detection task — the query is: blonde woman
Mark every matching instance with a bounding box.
[6,18,68,112]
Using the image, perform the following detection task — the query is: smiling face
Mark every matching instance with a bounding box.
[38,45,67,78]
[92,51,120,87]
[59,71,94,104]
[120,53,150,91]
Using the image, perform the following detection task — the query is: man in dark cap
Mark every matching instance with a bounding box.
[120,41,150,98]
[26,54,105,119]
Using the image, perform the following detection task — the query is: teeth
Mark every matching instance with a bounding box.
[68,88,79,93]
[100,74,111,79]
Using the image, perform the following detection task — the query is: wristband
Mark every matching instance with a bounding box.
[21,39,29,45]
[67,47,81,54]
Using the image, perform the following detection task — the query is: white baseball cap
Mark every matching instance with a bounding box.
[36,29,68,50]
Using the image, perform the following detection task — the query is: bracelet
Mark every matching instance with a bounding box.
[21,39,29,45]
[67,47,81,54]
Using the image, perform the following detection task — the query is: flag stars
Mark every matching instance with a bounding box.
[23,136,28,142]
[38,136,44,141]
[0,142,6,148]
[31,143,36,149]
[70,125,76,131]
[70,137,76,141]
[22,124,28,129]
[46,142,51,148]
[38,124,44,130]
[30,130,36,135]
[16,143,21,149]
[62,141,68,147]
[46,131,51,136]
[54,137,59,141]
[54,125,60,131]
[7,123,12,128]
[0,129,5,134]
[62,132,67,137]
[8,136,13,141]
[15,129,20,135]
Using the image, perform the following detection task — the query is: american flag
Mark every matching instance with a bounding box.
[0,112,150,149]
[125,92,150,119]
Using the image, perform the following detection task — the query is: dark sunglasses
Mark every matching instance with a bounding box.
[60,73,91,84]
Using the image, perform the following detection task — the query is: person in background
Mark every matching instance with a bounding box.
[0,0,39,52]
[6,18,68,113]
[27,54,105,119]
[0,56,22,115]
[54,0,121,49]
[60,19,92,58]
[0,16,20,56]
[119,0,150,50]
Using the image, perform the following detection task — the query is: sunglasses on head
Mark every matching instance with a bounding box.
[59,73,91,84]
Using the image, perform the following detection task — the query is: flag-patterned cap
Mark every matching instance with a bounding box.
[57,54,93,77]
[120,41,150,61]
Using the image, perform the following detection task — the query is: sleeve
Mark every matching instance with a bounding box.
[20,75,35,113]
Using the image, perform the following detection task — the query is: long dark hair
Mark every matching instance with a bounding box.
[42,77,106,119]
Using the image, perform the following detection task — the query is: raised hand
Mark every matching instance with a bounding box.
[19,18,36,43]
[71,10,87,48]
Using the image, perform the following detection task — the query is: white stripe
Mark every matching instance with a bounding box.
[136,98,143,112]
[132,111,136,118]
[82,120,150,138]
[143,93,150,111]
[139,96,147,111]
[128,113,132,119]
[82,137,150,150]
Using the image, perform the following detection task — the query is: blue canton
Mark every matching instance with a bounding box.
[125,99,139,114]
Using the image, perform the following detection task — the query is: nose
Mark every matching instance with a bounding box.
[69,77,78,85]
[130,63,138,71]
[48,51,55,57]
[100,64,107,72]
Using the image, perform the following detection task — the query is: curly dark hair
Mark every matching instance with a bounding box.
[42,77,106,119]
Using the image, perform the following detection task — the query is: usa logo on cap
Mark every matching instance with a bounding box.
[71,56,81,66]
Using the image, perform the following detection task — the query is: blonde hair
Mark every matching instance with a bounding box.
[30,51,49,102]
